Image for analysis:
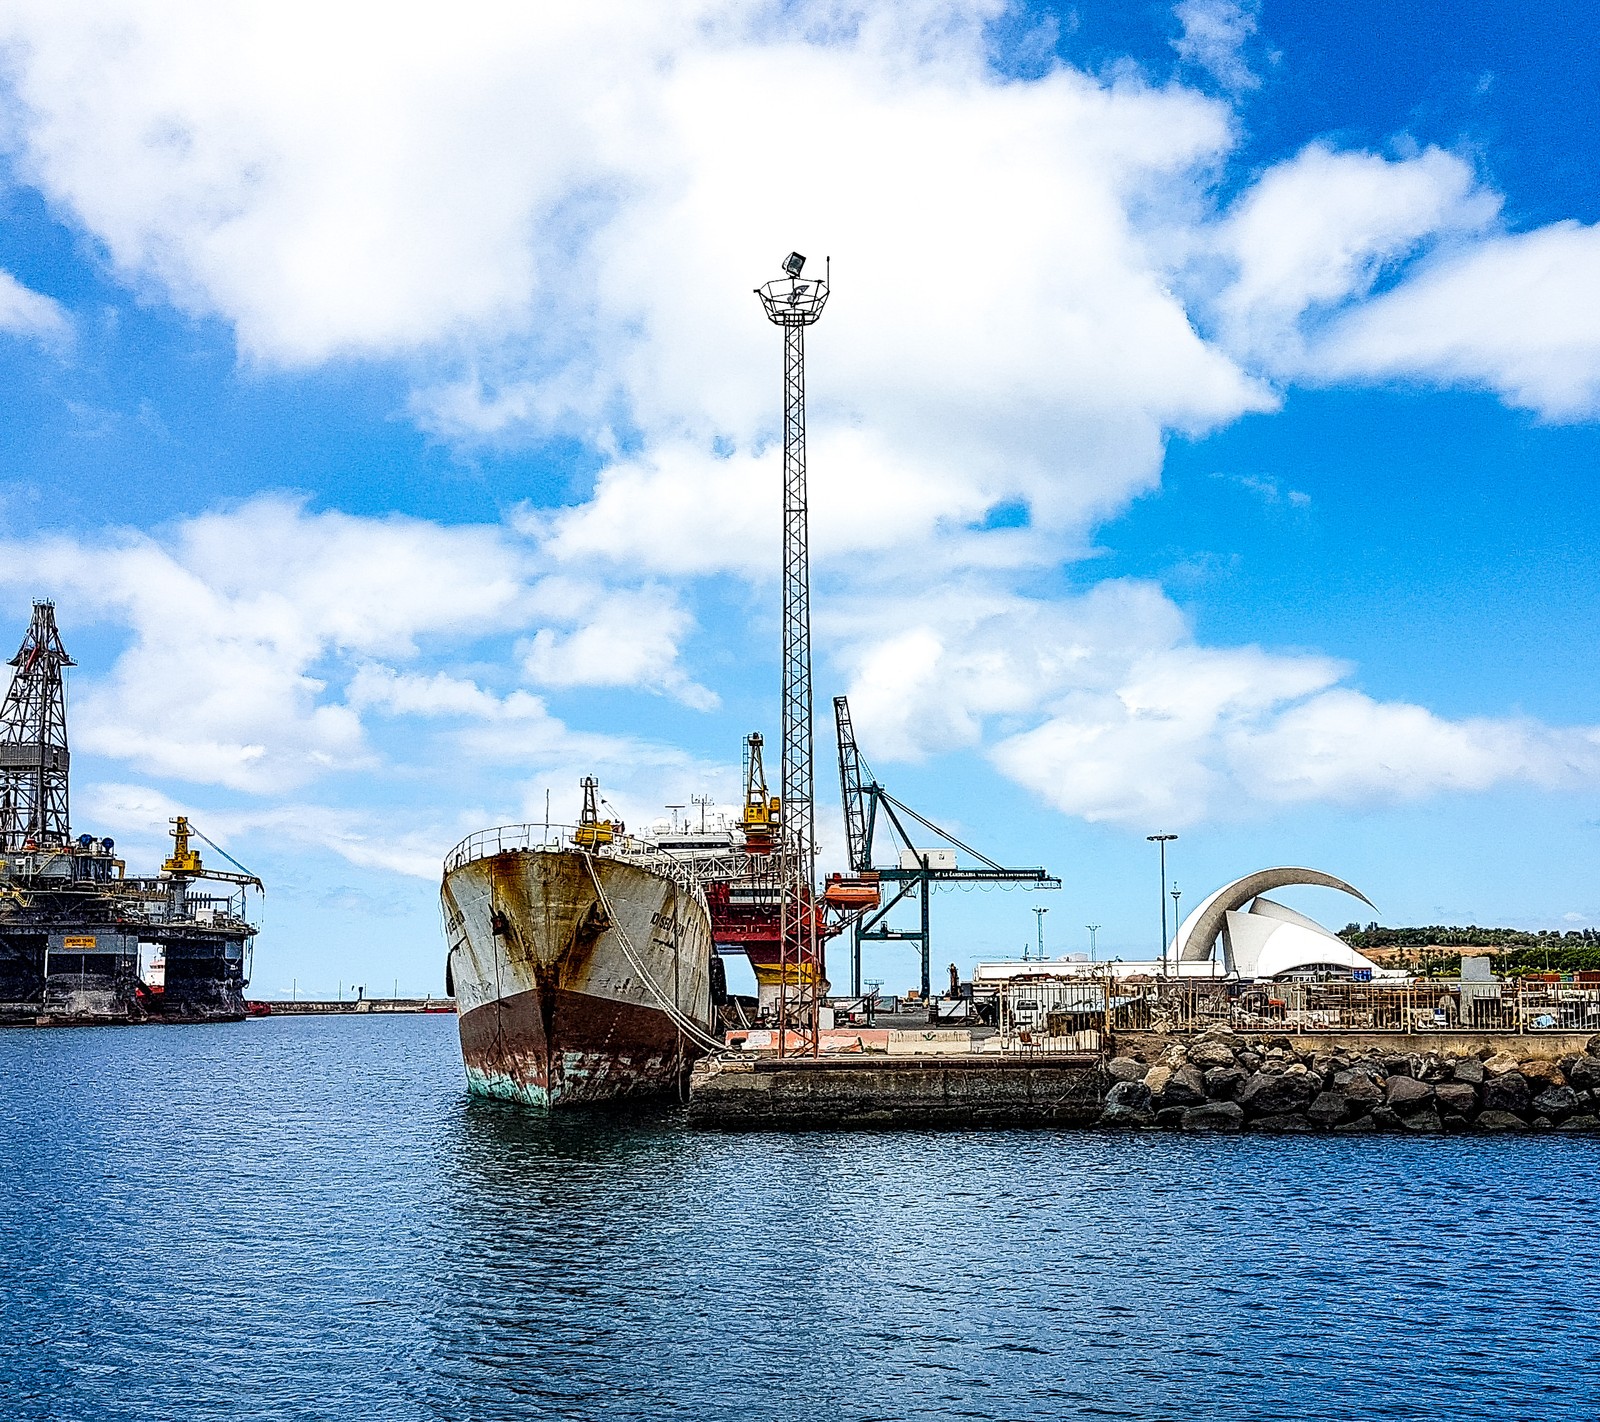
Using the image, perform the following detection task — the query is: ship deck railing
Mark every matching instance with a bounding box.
[445,823,641,873]
[443,823,771,887]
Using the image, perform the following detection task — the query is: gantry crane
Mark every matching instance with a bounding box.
[834,695,1060,1002]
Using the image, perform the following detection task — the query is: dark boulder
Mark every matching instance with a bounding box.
[1482,1073,1531,1116]
[1333,1070,1384,1104]
[1532,1085,1579,1120]
[1434,1083,1479,1116]
[1154,1107,1187,1130]
[1586,1033,1600,1058]
[1106,1057,1147,1083]
[1182,1101,1245,1132]
[1156,1065,1208,1110]
[1306,1091,1350,1128]
[1249,1112,1315,1133]
[1450,1057,1485,1086]
[1400,1107,1443,1134]
[1333,1115,1377,1133]
[1237,1070,1317,1118]
[1475,1110,1527,1132]
[1568,1056,1600,1092]
[1384,1055,1415,1078]
[1367,1106,1403,1132]
[1100,1080,1152,1125]
[1386,1076,1435,1115]
[1204,1066,1246,1100]
[1558,1115,1600,1132]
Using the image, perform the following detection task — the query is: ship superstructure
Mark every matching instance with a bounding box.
[0,602,264,1023]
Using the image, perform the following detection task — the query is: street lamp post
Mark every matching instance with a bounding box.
[1171,886,1182,973]
[1034,906,1048,961]
[1086,923,1100,962]
[1147,834,1178,975]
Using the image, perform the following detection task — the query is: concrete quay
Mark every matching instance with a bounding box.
[687,1052,1103,1128]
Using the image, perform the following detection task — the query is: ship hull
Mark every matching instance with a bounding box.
[442,847,715,1109]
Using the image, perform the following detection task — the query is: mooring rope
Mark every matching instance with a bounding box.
[580,852,726,1055]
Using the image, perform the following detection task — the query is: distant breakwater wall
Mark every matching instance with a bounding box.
[251,999,456,1016]
[1102,1029,1600,1133]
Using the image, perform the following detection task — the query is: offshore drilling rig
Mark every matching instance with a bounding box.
[0,601,263,1024]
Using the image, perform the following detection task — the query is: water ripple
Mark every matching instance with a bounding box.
[2,1016,1597,1420]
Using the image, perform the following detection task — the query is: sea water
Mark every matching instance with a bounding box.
[2,1013,1596,1421]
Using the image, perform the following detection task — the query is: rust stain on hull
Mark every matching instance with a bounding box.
[458,985,689,1107]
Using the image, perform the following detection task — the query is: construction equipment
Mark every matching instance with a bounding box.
[162,816,265,893]
[834,694,1060,1000]
[739,732,779,855]
[0,601,74,852]
[573,775,620,849]
[756,252,830,1053]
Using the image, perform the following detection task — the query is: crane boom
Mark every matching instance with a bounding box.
[833,695,873,875]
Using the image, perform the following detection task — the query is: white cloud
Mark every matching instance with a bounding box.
[1233,691,1600,805]
[0,268,68,341]
[0,498,713,794]
[1172,0,1261,92]
[0,0,1268,580]
[80,779,445,879]
[520,579,717,709]
[1311,221,1600,420]
[833,580,1600,828]
[1211,143,1496,367]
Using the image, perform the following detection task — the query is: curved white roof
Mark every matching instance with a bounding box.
[1170,868,1380,980]
[1175,867,1376,964]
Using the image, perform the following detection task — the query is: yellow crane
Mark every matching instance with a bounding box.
[161,817,265,893]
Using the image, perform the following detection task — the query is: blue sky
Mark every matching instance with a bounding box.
[2,0,1599,996]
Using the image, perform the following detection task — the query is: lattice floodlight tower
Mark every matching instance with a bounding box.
[756,251,829,1052]
[0,601,75,853]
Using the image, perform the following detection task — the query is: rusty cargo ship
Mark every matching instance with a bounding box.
[440,779,719,1108]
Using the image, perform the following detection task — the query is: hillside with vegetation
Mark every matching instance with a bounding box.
[1338,924,1600,976]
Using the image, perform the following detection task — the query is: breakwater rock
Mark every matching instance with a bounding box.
[1101,1029,1600,1133]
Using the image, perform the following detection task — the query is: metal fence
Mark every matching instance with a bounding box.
[1107,976,1600,1036]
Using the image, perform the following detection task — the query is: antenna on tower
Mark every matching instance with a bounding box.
[756,252,830,1056]
[0,601,75,852]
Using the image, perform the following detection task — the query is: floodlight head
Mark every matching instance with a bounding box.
[758,252,828,326]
